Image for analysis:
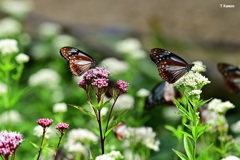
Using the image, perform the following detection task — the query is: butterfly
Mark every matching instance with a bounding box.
[217,62,240,94]
[150,48,194,83]
[144,81,181,110]
[113,122,127,141]
[60,46,95,76]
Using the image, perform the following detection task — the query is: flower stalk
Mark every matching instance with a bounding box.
[78,67,129,155]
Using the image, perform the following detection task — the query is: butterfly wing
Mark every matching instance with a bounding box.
[113,122,126,141]
[145,82,166,110]
[218,63,240,93]
[60,46,95,76]
[150,48,194,83]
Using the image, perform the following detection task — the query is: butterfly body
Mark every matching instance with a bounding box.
[60,46,95,76]
[150,48,194,83]
[218,63,240,94]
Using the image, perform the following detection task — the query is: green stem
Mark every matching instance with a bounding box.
[36,128,46,160]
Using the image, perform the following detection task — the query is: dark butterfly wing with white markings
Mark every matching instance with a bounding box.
[145,81,181,110]
[150,48,194,83]
[218,62,240,94]
[60,46,95,76]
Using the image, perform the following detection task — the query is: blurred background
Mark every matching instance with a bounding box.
[28,0,240,104]
[0,0,240,159]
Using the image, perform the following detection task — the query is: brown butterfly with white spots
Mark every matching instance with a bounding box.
[150,48,194,83]
[218,62,240,94]
[60,46,95,76]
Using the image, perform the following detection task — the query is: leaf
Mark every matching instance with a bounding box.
[174,99,191,119]
[196,124,208,138]
[69,104,95,118]
[173,149,189,160]
[105,126,114,138]
[165,125,183,140]
[179,130,193,140]
[10,86,30,107]
[197,144,213,160]
[30,141,39,149]
[109,109,129,129]
[183,135,194,160]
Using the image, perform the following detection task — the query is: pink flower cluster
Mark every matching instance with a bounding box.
[117,80,129,93]
[37,118,53,128]
[78,67,130,96]
[56,123,69,132]
[78,67,110,89]
[0,131,23,157]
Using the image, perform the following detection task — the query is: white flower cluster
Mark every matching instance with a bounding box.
[28,68,61,89]
[0,18,22,38]
[202,109,228,133]
[64,128,98,153]
[221,155,240,160]
[15,53,29,63]
[136,88,150,97]
[123,126,160,151]
[100,57,129,76]
[231,120,240,134]
[200,99,235,133]
[174,71,210,89]
[52,34,77,50]
[0,82,7,95]
[0,0,33,18]
[53,102,68,113]
[95,151,123,160]
[33,126,55,139]
[192,61,206,72]
[0,110,22,125]
[112,94,135,111]
[39,22,62,38]
[0,39,19,55]
[208,98,235,114]
[115,38,146,60]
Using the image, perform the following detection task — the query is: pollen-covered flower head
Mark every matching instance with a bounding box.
[0,131,23,157]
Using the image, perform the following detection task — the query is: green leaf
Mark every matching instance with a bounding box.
[69,104,95,118]
[196,99,211,109]
[179,130,193,140]
[183,135,194,160]
[165,125,182,140]
[30,141,39,149]
[196,124,208,138]
[109,109,129,129]
[174,99,191,119]
[173,149,189,160]
[197,144,213,160]
[105,126,114,138]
